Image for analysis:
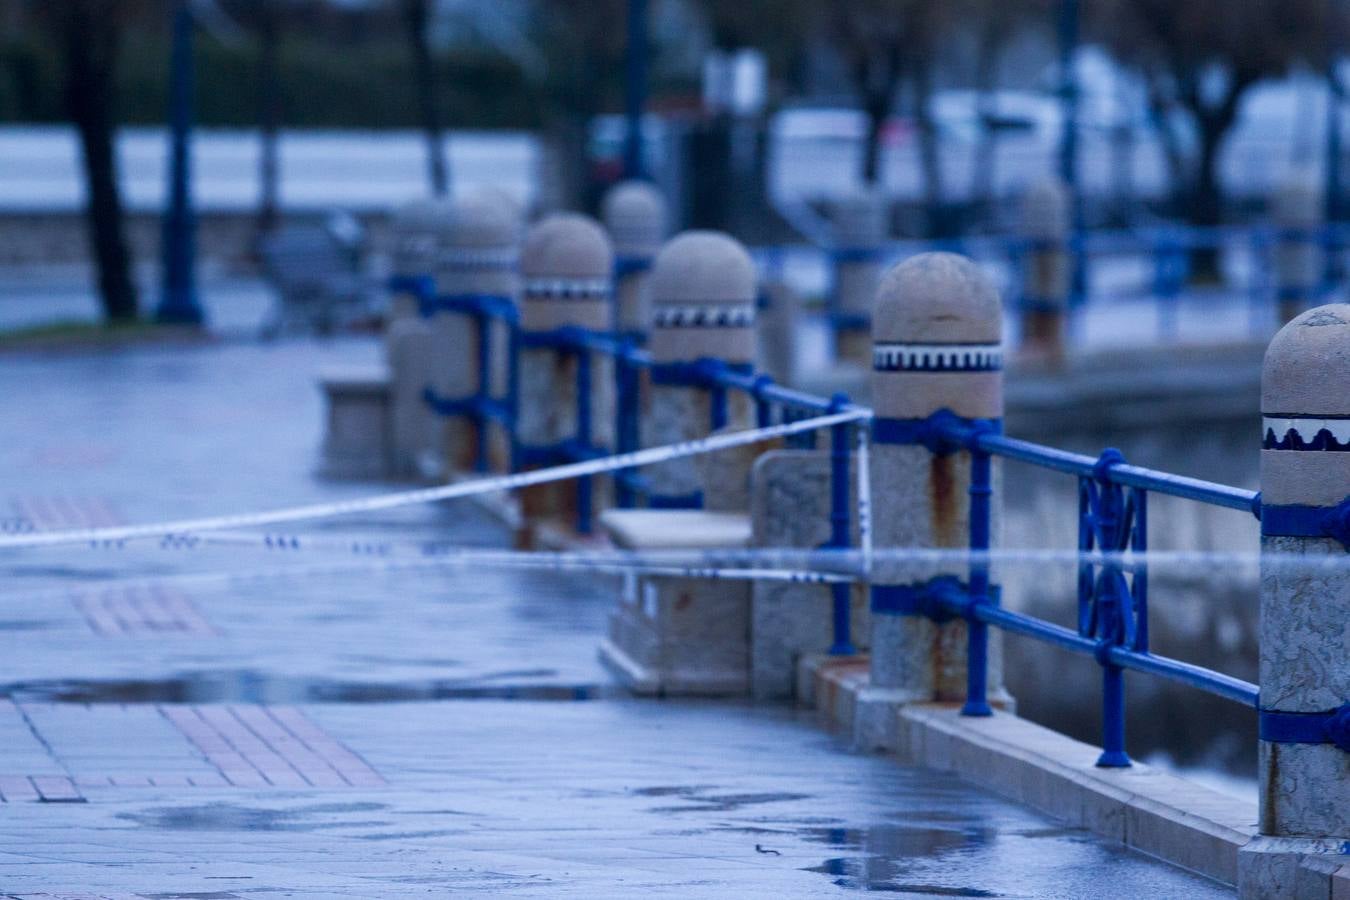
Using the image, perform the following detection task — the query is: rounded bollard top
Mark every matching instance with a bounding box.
[648,230,757,364]
[431,189,522,299]
[393,197,453,234]
[1020,176,1070,241]
[831,188,889,249]
[1262,304,1350,418]
[874,252,1001,345]
[391,198,453,276]
[602,180,667,260]
[871,252,1003,421]
[1272,168,1322,228]
[445,189,521,249]
[519,213,613,331]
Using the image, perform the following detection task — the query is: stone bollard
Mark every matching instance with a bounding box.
[1018,176,1071,362]
[857,252,1010,751]
[517,213,615,537]
[602,180,667,338]
[1238,304,1350,898]
[831,189,888,368]
[387,198,450,322]
[431,189,521,476]
[645,231,759,503]
[1271,169,1324,324]
[596,231,764,696]
[383,199,452,479]
[385,317,438,480]
[756,279,801,386]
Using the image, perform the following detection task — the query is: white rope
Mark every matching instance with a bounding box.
[0,408,870,551]
[855,423,873,578]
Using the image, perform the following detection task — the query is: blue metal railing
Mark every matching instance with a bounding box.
[419,292,520,475]
[789,221,1345,345]
[398,264,1267,770]
[920,412,1261,767]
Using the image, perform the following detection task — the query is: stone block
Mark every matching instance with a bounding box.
[1239,836,1348,900]
[318,365,391,479]
[599,509,752,696]
[749,450,869,701]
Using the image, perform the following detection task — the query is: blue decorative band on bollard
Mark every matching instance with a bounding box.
[872,412,1003,452]
[388,274,436,303]
[1259,703,1350,753]
[614,255,652,279]
[1259,497,1350,549]
[871,576,1002,620]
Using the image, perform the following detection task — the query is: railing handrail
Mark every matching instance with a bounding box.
[969,432,1260,515]
[411,268,1272,770]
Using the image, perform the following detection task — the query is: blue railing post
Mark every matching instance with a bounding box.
[613,341,639,508]
[1078,448,1138,768]
[706,360,730,432]
[507,308,522,473]
[576,345,594,534]
[962,441,994,716]
[752,375,774,429]
[1152,230,1186,342]
[474,311,492,472]
[827,393,855,656]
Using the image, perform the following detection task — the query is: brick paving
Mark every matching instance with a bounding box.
[71,586,215,638]
[0,338,1238,896]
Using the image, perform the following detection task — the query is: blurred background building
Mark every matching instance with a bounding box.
[0,0,1344,324]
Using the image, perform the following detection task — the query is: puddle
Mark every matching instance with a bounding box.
[6,670,618,704]
[633,784,812,813]
[119,801,388,832]
[801,824,998,894]
[0,619,59,631]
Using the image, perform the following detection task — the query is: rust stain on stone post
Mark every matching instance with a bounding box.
[929,454,958,546]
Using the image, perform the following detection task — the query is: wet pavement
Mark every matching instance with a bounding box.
[0,334,1234,896]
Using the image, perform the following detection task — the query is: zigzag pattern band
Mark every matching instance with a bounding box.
[873,343,1003,373]
[439,248,519,271]
[653,304,756,328]
[523,278,612,300]
[1263,416,1350,451]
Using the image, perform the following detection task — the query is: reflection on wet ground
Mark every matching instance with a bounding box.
[0,338,1238,896]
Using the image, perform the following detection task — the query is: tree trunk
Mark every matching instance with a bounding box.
[912,65,944,236]
[256,2,281,237]
[1187,116,1230,281]
[970,24,1002,214]
[861,96,887,185]
[402,0,448,196]
[61,5,137,322]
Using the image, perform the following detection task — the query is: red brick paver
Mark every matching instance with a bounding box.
[71,584,216,637]
[160,704,384,789]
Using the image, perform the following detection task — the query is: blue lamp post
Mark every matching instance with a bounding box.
[622,0,648,180]
[157,0,204,325]
[1326,10,1344,289]
[1057,0,1087,307]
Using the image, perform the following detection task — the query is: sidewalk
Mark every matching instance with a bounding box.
[0,337,1233,897]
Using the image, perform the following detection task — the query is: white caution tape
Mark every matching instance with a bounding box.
[0,409,870,551]
[189,539,856,583]
[855,424,873,577]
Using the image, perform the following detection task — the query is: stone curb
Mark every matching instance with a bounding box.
[799,654,1266,887]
